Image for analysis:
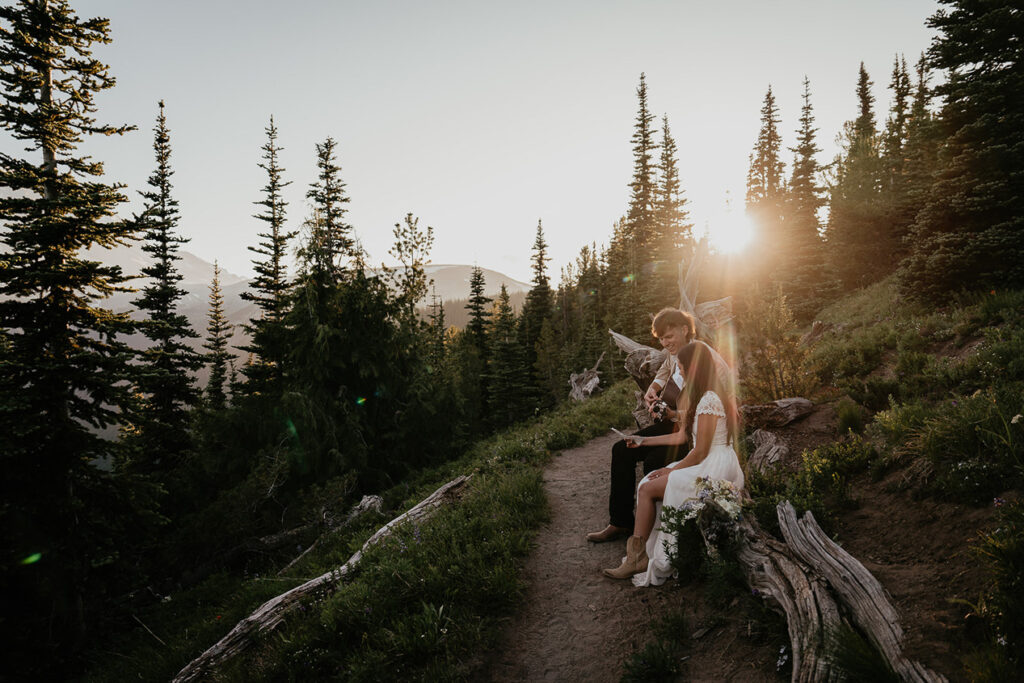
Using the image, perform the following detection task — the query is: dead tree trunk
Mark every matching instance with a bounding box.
[568,351,605,401]
[172,476,470,683]
[696,501,946,683]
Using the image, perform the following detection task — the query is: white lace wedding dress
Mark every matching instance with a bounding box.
[632,390,745,587]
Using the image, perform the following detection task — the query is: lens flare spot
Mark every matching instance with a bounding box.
[285,418,298,438]
[20,553,42,565]
[356,397,367,406]
[621,274,636,283]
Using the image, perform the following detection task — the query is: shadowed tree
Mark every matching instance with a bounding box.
[128,101,202,474]
[782,77,833,320]
[0,0,148,668]
[240,117,295,397]
[746,86,786,280]
[826,63,886,289]
[519,219,554,398]
[487,284,531,427]
[203,261,233,411]
[901,0,1024,299]
[652,114,693,298]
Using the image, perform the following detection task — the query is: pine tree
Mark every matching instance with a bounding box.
[519,220,554,402]
[487,284,530,427]
[465,265,491,354]
[653,115,692,287]
[882,55,912,192]
[745,86,786,277]
[627,73,658,248]
[901,0,1024,299]
[892,54,938,248]
[826,63,887,288]
[782,77,832,320]
[0,0,142,662]
[129,101,201,473]
[240,117,295,396]
[387,213,434,326]
[427,286,446,368]
[302,136,354,280]
[203,261,233,411]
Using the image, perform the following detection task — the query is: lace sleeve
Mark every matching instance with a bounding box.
[696,391,726,418]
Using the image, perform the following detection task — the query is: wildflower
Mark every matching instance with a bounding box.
[1012,414,1022,425]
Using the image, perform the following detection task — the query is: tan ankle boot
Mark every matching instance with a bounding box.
[586,524,630,543]
[603,535,649,579]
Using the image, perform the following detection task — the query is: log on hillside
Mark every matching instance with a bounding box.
[697,501,946,683]
[277,494,384,576]
[173,476,471,683]
[741,398,814,429]
[568,352,605,401]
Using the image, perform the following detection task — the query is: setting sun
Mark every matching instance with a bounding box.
[707,210,756,254]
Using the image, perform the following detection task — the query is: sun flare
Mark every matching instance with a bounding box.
[708,210,756,254]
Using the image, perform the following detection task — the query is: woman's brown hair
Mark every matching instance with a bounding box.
[676,340,735,445]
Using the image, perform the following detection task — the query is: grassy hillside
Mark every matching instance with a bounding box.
[758,279,1023,679]
[84,383,635,682]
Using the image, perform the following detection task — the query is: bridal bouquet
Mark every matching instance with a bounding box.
[677,477,743,522]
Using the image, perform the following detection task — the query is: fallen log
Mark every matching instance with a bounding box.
[276,494,384,576]
[741,398,815,429]
[696,500,946,683]
[172,476,471,683]
[777,503,944,683]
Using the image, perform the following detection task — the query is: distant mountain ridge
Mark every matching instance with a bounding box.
[81,245,531,377]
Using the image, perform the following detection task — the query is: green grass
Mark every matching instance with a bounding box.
[83,381,635,682]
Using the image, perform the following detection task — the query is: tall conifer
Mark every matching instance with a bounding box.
[240,117,295,396]
[203,262,233,411]
[519,220,553,356]
[627,73,658,248]
[0,0,140,661]
[487,285,530,427]
[129,101,201,472]
[783,78,831,319]
[827,64,887,288]
[901,0,1024,298]
[746,86,786,275]
[653,115,692,281]
[465,265,491,356]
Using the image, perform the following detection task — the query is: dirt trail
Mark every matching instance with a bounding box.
[487,432,677,682]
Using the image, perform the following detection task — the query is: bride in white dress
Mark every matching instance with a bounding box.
[603,340,745,584]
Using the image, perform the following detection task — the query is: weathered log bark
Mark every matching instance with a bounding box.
[697,501,946,683]
[701,502,843,682]
[172,476,470,683]
[777,503,945,683]
[747,429,790,474]
[276,495,384,576]
[568,351,605,401]
[741,398,814,429]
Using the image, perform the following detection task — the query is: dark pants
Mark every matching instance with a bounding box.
[608,420,681,529]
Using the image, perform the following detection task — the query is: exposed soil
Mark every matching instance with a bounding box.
[486,406,998,682]
[485,432,779,682]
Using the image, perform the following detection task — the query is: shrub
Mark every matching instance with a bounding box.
[901,387,1024,503]
[740,285,816,403]
[963,499,1024,680]
[836,398,865,434]
[747,437,876,537]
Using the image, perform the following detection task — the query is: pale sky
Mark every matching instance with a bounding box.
[4,0,941,284]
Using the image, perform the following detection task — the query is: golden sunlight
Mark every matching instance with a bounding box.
[708,209,756,254]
